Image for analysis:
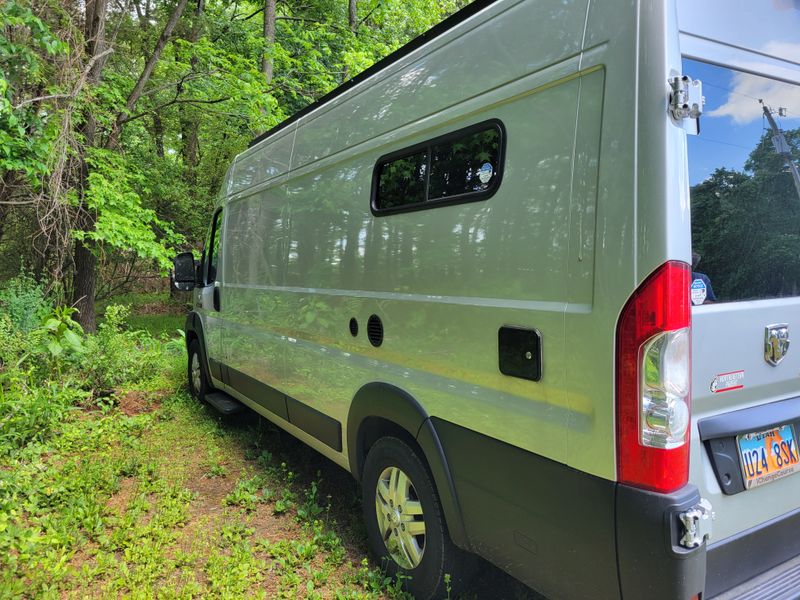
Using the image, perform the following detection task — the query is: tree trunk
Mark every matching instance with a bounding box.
[73,237,98,329]
[72,0,108,332]
[262,0,276,84]
[107,0,190,149]
[181,0,204,186]
[0,204,7,246]
[348,0,357,31]
[74,0,188,330]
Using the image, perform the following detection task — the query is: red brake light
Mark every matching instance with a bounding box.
[616,261,692,493]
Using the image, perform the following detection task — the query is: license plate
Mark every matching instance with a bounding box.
[737,424,800,490]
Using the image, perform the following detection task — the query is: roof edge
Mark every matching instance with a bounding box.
[247,0,501,149]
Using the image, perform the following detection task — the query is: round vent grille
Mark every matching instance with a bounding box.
[349,317,359,337]
[367,314,383,347]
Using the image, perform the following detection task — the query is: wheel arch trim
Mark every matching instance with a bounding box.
[347,382,470,549]
[185,312,219,381]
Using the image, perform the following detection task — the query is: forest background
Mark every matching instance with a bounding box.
[4,1,800,596]
[0,3,550,597]
[1,0,468,331]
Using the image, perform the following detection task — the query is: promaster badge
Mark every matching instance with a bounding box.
[765,323,790,366]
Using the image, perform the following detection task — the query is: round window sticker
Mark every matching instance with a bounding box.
[690,278,707,306]
[478,162,494,184]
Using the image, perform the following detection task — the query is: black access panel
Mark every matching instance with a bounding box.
[498,326,542,382]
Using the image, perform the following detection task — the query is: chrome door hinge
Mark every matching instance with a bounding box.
[669,76,704,135]
[678,498,714,549]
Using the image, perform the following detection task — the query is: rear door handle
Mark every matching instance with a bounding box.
[213,286,221,311]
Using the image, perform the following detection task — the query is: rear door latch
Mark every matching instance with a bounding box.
[678,498,714,548]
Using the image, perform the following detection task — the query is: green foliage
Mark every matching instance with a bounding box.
[80,304,179,391]
[223,474,272,511]
[0,0,467,323]
[0,0,67,183]
[75,149,185,272]
[38,305,85,359]
[0,369,83,456]
[0,269,50,332]
[0,298,184,457]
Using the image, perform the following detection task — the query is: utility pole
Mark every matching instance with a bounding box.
[762,101,800,202]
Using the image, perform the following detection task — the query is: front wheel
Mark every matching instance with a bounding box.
[187,339,211,402]
[362,436,468,600]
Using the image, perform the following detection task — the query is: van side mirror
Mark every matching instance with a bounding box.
[173,252,196,291]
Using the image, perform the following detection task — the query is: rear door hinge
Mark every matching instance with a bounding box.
[678,498,714,549]
[669,75,704,135]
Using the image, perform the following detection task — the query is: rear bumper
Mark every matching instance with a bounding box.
[616,483,706,600]
[433,418,800,598]
[706,507,800,598]
[433,418,709,599]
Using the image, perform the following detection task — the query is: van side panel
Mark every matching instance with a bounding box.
[225,74,606,477]
[222,0,609,477]
[284,0,590,170]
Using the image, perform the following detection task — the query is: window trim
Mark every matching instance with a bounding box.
[370,118,506,216]
[205,208,224,285]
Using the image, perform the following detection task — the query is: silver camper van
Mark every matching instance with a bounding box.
[172,0,800,597]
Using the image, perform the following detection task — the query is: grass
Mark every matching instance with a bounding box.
[0,368,412,598]
[99,291,186,338]
[0,290,537,599]
[127,312,185,338]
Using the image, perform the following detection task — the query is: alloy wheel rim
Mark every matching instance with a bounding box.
[191,353,201,395]
[375,465,426,569]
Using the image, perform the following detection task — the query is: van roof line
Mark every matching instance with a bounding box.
[247,0,500,149]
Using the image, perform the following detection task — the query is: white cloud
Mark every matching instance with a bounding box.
[762,41,800,64]
[706,42,800,125]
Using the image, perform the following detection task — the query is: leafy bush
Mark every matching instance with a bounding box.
[0,300,183,457]
[80,304,168,391]
[0,313,24,367]
[0,270,51,333]
[0,370,85,454]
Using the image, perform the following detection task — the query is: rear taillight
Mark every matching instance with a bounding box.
[617,261,691,493]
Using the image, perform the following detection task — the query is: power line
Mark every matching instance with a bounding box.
[702,80,762,102]
[693,136,753,151]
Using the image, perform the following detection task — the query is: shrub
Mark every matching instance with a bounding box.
[0,314,24,368]
[80,304,167,391]
[0,299,182,457]
[0,370,85,456]
[0,271,51,333]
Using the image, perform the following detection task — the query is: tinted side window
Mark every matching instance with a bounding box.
[207,209,223,284]
[373,120,504,214]
[429,128,500,199]
[377,151,428,210]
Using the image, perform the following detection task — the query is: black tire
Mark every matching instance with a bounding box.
[187,339,212,402]
[362,436,468,600]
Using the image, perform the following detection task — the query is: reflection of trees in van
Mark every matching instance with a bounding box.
[691,127,800,302]
[377,152,428,209]
[376,126,501,210]
[429,128,500,199]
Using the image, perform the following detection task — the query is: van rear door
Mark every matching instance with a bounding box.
[683,54,800,593]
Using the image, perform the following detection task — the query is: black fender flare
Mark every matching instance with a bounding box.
[346,382,470,550]
[185,312,219,381]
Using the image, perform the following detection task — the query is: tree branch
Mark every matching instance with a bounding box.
[117,96,231,125]
[242,7,263,20]
[106,0,190,149]
[13,47,115,110]
[357,3,381,29]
